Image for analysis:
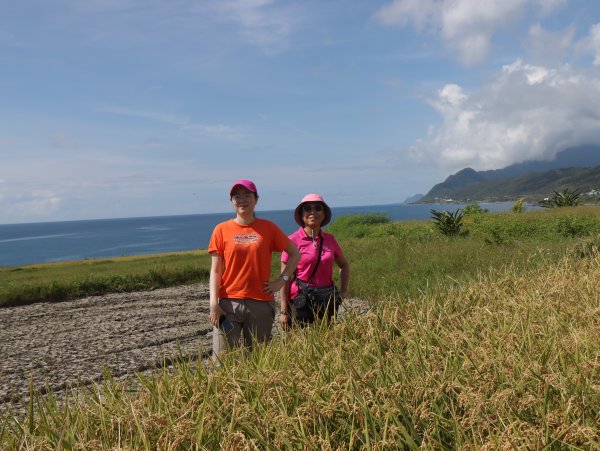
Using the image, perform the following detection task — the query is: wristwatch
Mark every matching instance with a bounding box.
[280,274,290,282]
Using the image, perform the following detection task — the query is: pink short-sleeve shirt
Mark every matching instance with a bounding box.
[281,227,343,299]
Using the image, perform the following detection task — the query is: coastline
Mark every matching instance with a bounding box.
[0,202,517,268]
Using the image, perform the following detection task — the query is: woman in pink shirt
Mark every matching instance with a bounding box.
[280,194,350,327]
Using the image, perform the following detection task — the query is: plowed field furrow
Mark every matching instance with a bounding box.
[0,284,213,412]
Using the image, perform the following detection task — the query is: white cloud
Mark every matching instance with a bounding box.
[438,84,467,106]
[99,106,243,141]
[374,0,566,65]
[210,0,302,55]
[526,23,575,63]
[99,106,190,126]
[179,123,245,142]
[374,0,437,30]
[535,0,568,16]
[410,59,600,170]
[585,23,600,65]
[0,190,63,221]
[44,0,301,56]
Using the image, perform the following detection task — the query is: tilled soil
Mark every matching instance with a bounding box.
[0,284,367,416]
[0,284,214,415]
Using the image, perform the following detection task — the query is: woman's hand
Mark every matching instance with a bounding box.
[279,311,290,329]
[335,252,349,301]
[210,302,226,327]
[263,278,285,294]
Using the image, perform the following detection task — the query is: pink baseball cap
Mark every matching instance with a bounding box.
[294,193,332,227]
[230,179,258,197]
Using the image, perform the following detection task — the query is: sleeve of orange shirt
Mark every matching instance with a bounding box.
[208,222,223,256]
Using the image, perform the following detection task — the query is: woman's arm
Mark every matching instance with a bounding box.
[334,252,350,299]
[283,241,301,277]
[264,242,301,294]
[279,261,292,328]
[209,253,225,327]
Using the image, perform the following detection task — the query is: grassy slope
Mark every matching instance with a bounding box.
[2,206,599,307]
[0,251,212,307]
[331,206,600,300]
[1,207,599,448]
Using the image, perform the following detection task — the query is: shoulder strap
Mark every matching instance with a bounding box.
[294,230,324,292]
[307,230,323,285]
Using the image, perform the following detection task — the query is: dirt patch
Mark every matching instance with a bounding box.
[0,284,213,414]
[0,284,368,415]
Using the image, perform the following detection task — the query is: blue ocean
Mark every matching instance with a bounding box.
[0,202,514,267]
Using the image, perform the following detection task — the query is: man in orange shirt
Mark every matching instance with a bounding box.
[208,180,300,359]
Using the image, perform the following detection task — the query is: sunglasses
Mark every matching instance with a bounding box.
[231,192,255,201]
[302,203,324,213]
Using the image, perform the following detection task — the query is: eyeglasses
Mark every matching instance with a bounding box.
[302,204,323,213]
[232,192,254,201]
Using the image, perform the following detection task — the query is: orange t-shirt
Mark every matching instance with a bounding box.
[208,218,290,301]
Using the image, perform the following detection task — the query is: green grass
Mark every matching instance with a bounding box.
[2,207,600,448]
[7,207,597,308]
[330,207,600,301]
[0,251,211,307]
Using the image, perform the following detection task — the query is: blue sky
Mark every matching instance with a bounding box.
[1,0,600,224]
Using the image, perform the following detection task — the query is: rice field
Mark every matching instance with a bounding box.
[1,208,599,448]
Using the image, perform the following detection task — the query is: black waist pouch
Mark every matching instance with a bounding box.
[292,280,341,310]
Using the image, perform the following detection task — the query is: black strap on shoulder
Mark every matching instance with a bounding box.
[295,230,323,290]
[307,230,323,285]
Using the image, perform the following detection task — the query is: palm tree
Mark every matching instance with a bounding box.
[539,189,582,208]
[430,209,465,236]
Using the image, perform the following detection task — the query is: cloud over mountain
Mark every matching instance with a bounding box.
[411,58,600,170]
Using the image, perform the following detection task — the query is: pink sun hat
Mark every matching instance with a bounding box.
[229,179,258,197]
[294,193,332,227]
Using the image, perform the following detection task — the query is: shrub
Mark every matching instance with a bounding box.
[463,204,489,215]
[512,198,526,213]
[341,213,390,225]
[556,216,600,238]
[483,228,508,245]
[327,214,391,239]
[430,209,466,236]
[570,237,600,259]
[368,222,435,241]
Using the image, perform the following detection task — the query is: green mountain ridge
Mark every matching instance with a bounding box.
[420,165,600,203]
[419,145,600,203]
